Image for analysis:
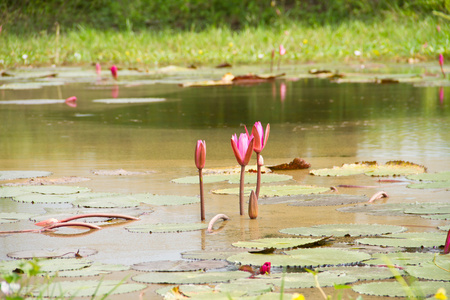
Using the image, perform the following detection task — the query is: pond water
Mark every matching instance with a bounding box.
[0,65,449,299]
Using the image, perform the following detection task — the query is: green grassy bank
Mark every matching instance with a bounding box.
[1,16,449,68]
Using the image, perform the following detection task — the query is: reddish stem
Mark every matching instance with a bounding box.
[239,165,246,215]
[59,213,139,223]
[199,169,205,221]
[45,222,101,230]
[256,153,262,198]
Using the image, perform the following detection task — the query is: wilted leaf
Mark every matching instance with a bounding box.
[132,270,250,284]
[125,222,207,233]
[268,158,311,170]
[280,224,406,237]
[131,260,228,272]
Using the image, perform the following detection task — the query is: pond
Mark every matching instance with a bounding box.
[0,64,449,299]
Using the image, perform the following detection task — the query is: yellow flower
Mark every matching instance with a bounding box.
[125,51,130,56]
[228,42,233,48]
[435,288,447,300]
[303,39,308,44]
[291,293,305,300]
[198,50,203,55]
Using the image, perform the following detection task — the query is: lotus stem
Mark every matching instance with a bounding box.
[207,214,230,232]
[239,165,246,215]
[330,186,338,192]
[59,213,139,223]
[368,191,389,203]
[45,222,101,230]
[199,169,205,221]
[256,153,262,198]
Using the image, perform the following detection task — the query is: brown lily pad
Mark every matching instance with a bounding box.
[268,158,311,170]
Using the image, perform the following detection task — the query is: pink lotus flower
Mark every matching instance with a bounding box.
[259,262,271,275]
[439,54,444,67]
[279,44,286,56]
[65,96,77,108]
[195,140,206,169]
[96,63,101,75]
[35,218,59,227]
[231,133,254,166]
[248,122,270,154]
[110,65,118,80]
[444,229,450,254]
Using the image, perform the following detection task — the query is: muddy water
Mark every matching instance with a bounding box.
[0,66,449,298]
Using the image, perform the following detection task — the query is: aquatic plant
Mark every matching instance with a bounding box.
[110,65,118,80]
[259,262,271,275]
[195,140,206,221]
[439,54,445,78]
[230,133,254,215]
[248,190,258,219]
[444,229,450,254]
[246,121,270,198]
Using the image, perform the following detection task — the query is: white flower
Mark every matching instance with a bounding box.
[354,50,362,56]
[1,281,20,295]
[22,54,28,60]
[74,52,81,59]
[258,54,264,59]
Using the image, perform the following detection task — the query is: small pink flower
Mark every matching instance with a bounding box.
[259,262,271,275]
[280,82,286,101]
[279,44,286,56]
[439,54,444,67]
[110,65,118,80]
[65,96,77,108]
[96,63,101,75]
[195,140,206,170]
[35,218,59,227]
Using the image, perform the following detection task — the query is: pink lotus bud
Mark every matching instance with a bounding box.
[110,65,118,80]
[259,262,271,275]
[279,44,286,56]
[35,218,59,227]
[96,63,101,75]
[195,140,206,170]
[280,82,286,101]
[65,96,77,107]
[439,54,444,67]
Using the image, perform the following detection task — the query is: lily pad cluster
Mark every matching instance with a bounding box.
[407,170,450,189]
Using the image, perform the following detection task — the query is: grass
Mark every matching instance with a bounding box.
[0,15,449,69]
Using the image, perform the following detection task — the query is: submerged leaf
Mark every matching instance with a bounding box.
[212,185,329,197]
[280,224,406,237]
[125,222,207,233]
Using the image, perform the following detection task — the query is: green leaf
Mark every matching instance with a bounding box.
[155,284,213,297]
[131,260,228,272]
[56,263,130,277]
[212,185,329,197]
[0,170,52,181]
[259,194,367,207]
[125,222,208,233]
[181,250,247,261]
[365,252,439,267]
[215,280,274,296]
[257,271,358,289]
[356,232,446,248]
[0,258,92,273]
[0,212,35,224]
[73,193,139,208]
[172,173,292,184]
[232,238,323,250]
[352,281,450,298]
[280,224,406,237]
[310,161,425,177]
[132,270,250,284]
[407,181,450,189]
[318,266,398,281]
[407,171,450,181]
[405,257,450,281]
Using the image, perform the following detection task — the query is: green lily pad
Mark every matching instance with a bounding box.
[57,262,130,277]
[318,266,398,281]
[0,212,35,224]
[212,185,329,197]
[131,260,228,272]
[125,222,208,233]
[0,185,90,198]
[0,258,92,273]
[407,181,450,189]
[181,250,247,261]
[423,214,450,221]
[172,173,292,184]
[337,202,444,217]
[12,193,87,204]
[356,232,446,248]
[215,280,274,296]
[73,193,139,208]
[404,204,450,215]
[34,280,146,297]
[352,281,450,298]
[232,238,323,250]
[257,270,358,289]
[365,252,440,267]
[407,171,450,181]
[406,257,450,281]
[0,170,52,181]
[227,248,371,268]
[7,248,98,259]
[311,161,425,177]
[0,82,64,90]
[132,270,250,284]
[92,98,165,104]
[280,224,406,237]
[259,194,367,207]
[132,193,199,206]
[156,285,213,297]
[439,224,450,231]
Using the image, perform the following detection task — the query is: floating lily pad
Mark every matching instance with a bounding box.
[126,222,208,233]
[156,285,213,297]
[318,266,398,281]
[280,224,406,237]
[132,270,250,284]
[172,173,292,184]
[0,212,35,224]
[0,258,92,273]
[212,185,329,197]
[365,252,439,267]
[337,202,447,217]
[7,248,98,259]
[131,260,228,272]
[181,250,247,261]
[423,214,450,221]
[34,280,146,297]
[356,232,446,248]
[91,169,155,175]
[0,99,68,105]
[215,280,274,296]
[439,224,450,231]
[12,193,87,204]
[311,161,425,177]
[92,98,165,104]
[0,185,90,198]
[258,270,358,289]
[407,181,450,189]
[131,193,199,206]
[404,204,450,215]
[227,248,371,268]
[232,238,323,250]
[0,82,64,90]
[0,170,52,181]
[57,262,130,277]
[407,171,450,181]
[4,176,91,186]
[259,194,367,207]
[352,281,450,298]
[405,257,450,281]
[72,193,139,208]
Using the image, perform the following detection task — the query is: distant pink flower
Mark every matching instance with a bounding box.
[65,96,77,108]
[280,82,286,101]
[439,54,444,67]
[110,65,118,80]
[279,44,286,56]
[437,25,441,32]
[439,87,444,104]
[259,262,271,275]
[96,63,101,75]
